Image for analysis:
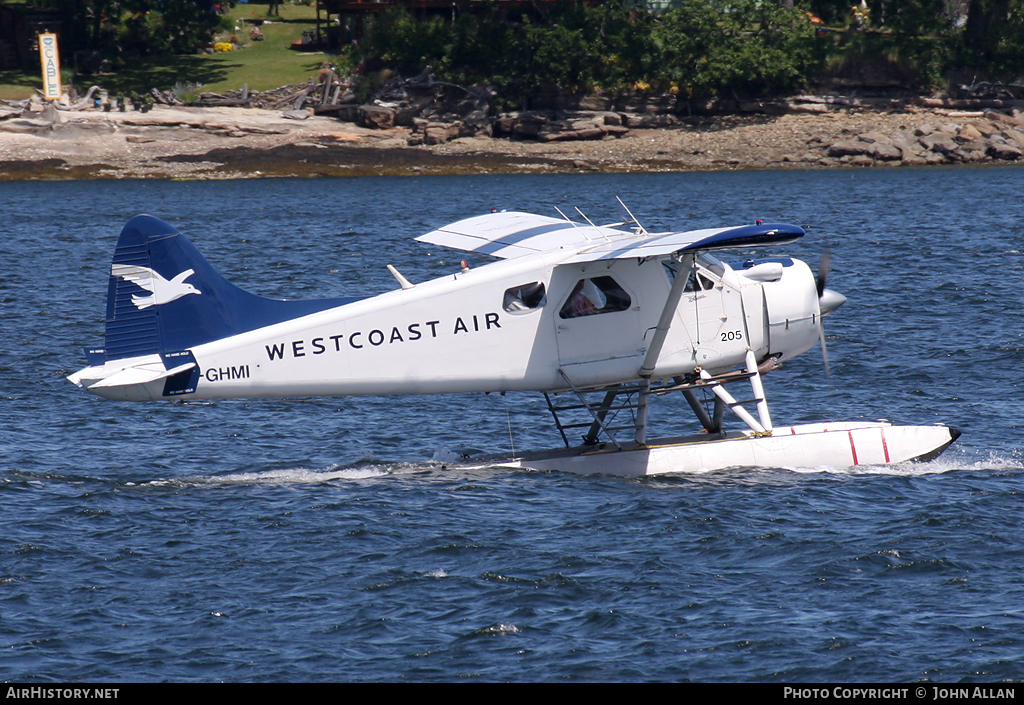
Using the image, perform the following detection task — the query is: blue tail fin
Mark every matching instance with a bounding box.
[101,215,361,363]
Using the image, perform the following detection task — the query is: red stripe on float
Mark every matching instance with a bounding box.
[880,427,890,463]
[848,431,858,465]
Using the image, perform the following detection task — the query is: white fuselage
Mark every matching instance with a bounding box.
[77,249,822,402]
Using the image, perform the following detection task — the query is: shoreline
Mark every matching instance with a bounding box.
[2,103,1023,180]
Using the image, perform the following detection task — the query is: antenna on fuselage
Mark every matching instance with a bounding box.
[574,207,596,227]
[574,207,612,243]
[615,196,649,237]
[554,206,593,241]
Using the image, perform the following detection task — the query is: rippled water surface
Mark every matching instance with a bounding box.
[1,168,1022,682]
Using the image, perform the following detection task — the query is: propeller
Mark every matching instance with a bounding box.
[816,246,831,299]
[815,246,846,378]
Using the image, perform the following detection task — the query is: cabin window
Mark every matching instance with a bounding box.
[503,282,547,313]
[663,262,714,292]
[559,276,631,319]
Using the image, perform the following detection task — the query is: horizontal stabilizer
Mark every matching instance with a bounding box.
[87,361,197,390]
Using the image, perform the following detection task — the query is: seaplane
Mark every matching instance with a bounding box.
[67,206,960,476]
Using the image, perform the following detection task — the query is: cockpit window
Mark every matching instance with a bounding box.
[663,261,715,292]
[559,276,631,319]
[503,282,547,313]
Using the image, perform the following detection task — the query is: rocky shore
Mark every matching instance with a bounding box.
[2,94,1024,180]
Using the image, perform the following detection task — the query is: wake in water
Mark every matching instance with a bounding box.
[786,447,1023,477]
[171,446,515,486]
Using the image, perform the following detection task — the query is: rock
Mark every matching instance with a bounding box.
[957,123,984,142]
[984,110,1024,130]
[970,120,999,138]
[358,104,395,129]
[622,113,677,129]
[493,115,517,136]
[954,142,989,162]
[871,142,902,161]
[828,140,872,157]
[891,133,923,160]
[919,133,958,154]
[858,130,890,144]
[460,109,492,137]
[423,122,460,145]
[987,141,1023,160]
[511,112,548,138]
[1001,129,1024,149]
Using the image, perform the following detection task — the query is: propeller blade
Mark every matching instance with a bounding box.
[816,247,837,378]
[816,246,832,298]
[819,323,832,379]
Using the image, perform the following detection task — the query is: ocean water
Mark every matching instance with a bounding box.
[1,168,1022,682]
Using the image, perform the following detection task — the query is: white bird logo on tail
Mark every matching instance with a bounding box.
[111,264,202,309]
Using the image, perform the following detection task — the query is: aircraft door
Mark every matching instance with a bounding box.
[667,260,748,368]
[552,266,643,372]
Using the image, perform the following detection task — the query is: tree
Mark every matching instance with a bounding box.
[961,0,1024,78]
[652,1,816,99]
[34,0,233,63]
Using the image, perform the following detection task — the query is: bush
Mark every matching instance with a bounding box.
[351,0,1023,105]
[354,1,815,105]
[651,1,816,99]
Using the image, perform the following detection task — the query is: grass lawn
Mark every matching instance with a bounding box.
[0,2,332,100]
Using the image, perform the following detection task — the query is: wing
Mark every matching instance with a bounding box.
[418,211,804,261]
[562,222,806,262]
[416,211,633,259]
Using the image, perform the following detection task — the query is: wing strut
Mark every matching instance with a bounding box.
[638,253,694,378]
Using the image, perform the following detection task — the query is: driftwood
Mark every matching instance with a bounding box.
[197,98,254,107]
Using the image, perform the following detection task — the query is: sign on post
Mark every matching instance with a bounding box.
[38,33,62,100]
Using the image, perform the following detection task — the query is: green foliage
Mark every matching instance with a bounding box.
[959,0,1024,80]
[356,0,1024,102]
[353,1,816,103]
[652,1,816,99]
[20,0,1021,103]
[359,8,451,75]
[32,0,236,61]
[172,80,204,105]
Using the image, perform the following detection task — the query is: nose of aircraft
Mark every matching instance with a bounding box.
[819,287,847,316]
